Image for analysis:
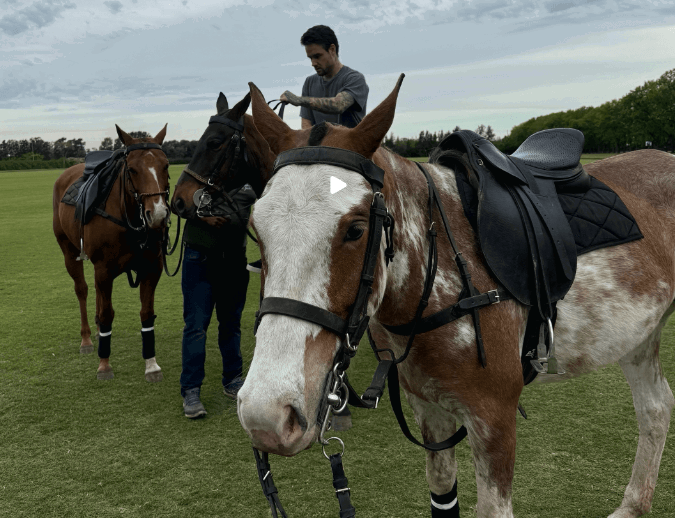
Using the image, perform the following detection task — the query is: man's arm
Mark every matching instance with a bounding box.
[281,90,355,115]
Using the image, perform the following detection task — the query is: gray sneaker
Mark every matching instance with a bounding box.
[223,376,245,399]
[183,387,207,418]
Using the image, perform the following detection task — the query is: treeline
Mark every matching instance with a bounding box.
[384,124,496,157]
[496,68,675,154]
[0,131,200,169]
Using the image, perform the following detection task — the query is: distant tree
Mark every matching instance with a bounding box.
[485,125,496,141]
[453,126,461,132]
[99,137,113,150]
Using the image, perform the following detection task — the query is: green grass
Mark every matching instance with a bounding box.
[0,166,673,517]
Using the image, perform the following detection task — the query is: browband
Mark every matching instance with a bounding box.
[125,143,163,154]
[209,115,245,132]
[273,146,384,190]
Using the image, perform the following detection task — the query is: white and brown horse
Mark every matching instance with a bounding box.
[53,125,170,381]
[237,78,675,517]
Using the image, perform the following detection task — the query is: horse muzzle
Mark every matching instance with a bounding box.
[237,389,316,457]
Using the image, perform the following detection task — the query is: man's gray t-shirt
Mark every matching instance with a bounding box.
[300,66,368,128]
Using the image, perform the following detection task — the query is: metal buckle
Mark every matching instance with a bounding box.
[489,289,500,303]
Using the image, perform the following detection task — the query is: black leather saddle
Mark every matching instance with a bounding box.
[435,128,591,315]
[66,149,124,225]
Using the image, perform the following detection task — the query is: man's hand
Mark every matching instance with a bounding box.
[201,216,228,228]
[280,90,302,106]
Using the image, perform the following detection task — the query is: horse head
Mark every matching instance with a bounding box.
[171,92,275,220]
[238,75,405,456]
[116,124,170,230]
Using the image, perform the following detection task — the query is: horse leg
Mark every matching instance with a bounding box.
[139,267,163,383]
[57,236,94,353]
[406,394,460,517]
[466,404,517,518]
[610,311,675,518]
[94,268,115,380]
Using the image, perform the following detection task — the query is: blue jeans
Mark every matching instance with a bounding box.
[180,245,249,396]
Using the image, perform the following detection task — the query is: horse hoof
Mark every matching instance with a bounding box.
[80,345,94,354]
[97,368,114,380]
[145,370,163,383]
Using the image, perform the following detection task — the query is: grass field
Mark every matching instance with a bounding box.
[1,162,674,517]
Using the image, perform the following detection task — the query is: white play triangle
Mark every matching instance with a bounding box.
[330,176,347,194]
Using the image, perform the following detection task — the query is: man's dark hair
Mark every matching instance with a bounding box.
[300,25,339,56]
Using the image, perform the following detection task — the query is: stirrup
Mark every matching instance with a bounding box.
[529,318,565,375]
[76,238,89,262]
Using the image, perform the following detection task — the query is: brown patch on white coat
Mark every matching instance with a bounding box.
[239,76,675,518]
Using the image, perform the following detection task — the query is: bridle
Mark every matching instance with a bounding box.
[121,142,170,234]
[250,147,512,517]
[180,113,249,218]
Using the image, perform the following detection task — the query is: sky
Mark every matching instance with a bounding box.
[1,0,675,150]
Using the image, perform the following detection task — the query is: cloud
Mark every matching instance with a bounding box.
[103,1,123,14]
[0,0,76,36]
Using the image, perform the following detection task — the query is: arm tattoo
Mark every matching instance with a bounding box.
[285,91,355,114]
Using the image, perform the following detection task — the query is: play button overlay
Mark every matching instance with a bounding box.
[330,176,347,194]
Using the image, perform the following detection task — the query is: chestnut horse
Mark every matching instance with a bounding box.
[53,125,170,382]
[171,92,275,219]
[237,77,675,517]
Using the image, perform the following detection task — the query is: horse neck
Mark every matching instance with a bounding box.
[374,149,478,325]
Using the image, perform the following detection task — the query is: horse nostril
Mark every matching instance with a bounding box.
[173,197,185,213]
[145,210,152,222]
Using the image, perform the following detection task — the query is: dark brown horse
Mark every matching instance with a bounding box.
[53,125,170,381]
[171,92,275,218]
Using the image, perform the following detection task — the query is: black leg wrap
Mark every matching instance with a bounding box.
[330,453,356,518]
[141,315,156,360]
[431,479,459,517]
[98,324,112,359]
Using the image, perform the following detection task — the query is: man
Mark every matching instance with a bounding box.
[278,25,369,431]
[280,25,369,130]
[181,184,256,419]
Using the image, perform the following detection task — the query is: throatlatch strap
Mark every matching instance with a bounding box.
[253,448,287,518]
[330,454,356,518]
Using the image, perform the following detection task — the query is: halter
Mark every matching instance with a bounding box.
[252,146,394,518]
[122,142,170,230]
[180,114,248,218]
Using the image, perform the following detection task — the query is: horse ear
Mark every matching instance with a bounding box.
[228,93,251,122]
[154,124,168,145]
[347,73,405,157]
[216,93,229,115]
[115,125,134,146]
[248,82,296,155]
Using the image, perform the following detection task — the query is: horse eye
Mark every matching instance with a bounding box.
[345,224,365,242]
[129,167,137,174]
[207,139,223,150]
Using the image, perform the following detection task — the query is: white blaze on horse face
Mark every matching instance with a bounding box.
[146,166,169,227]
[238,164,371,453]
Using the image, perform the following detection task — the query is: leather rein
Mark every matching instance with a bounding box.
[251,148,510,517]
